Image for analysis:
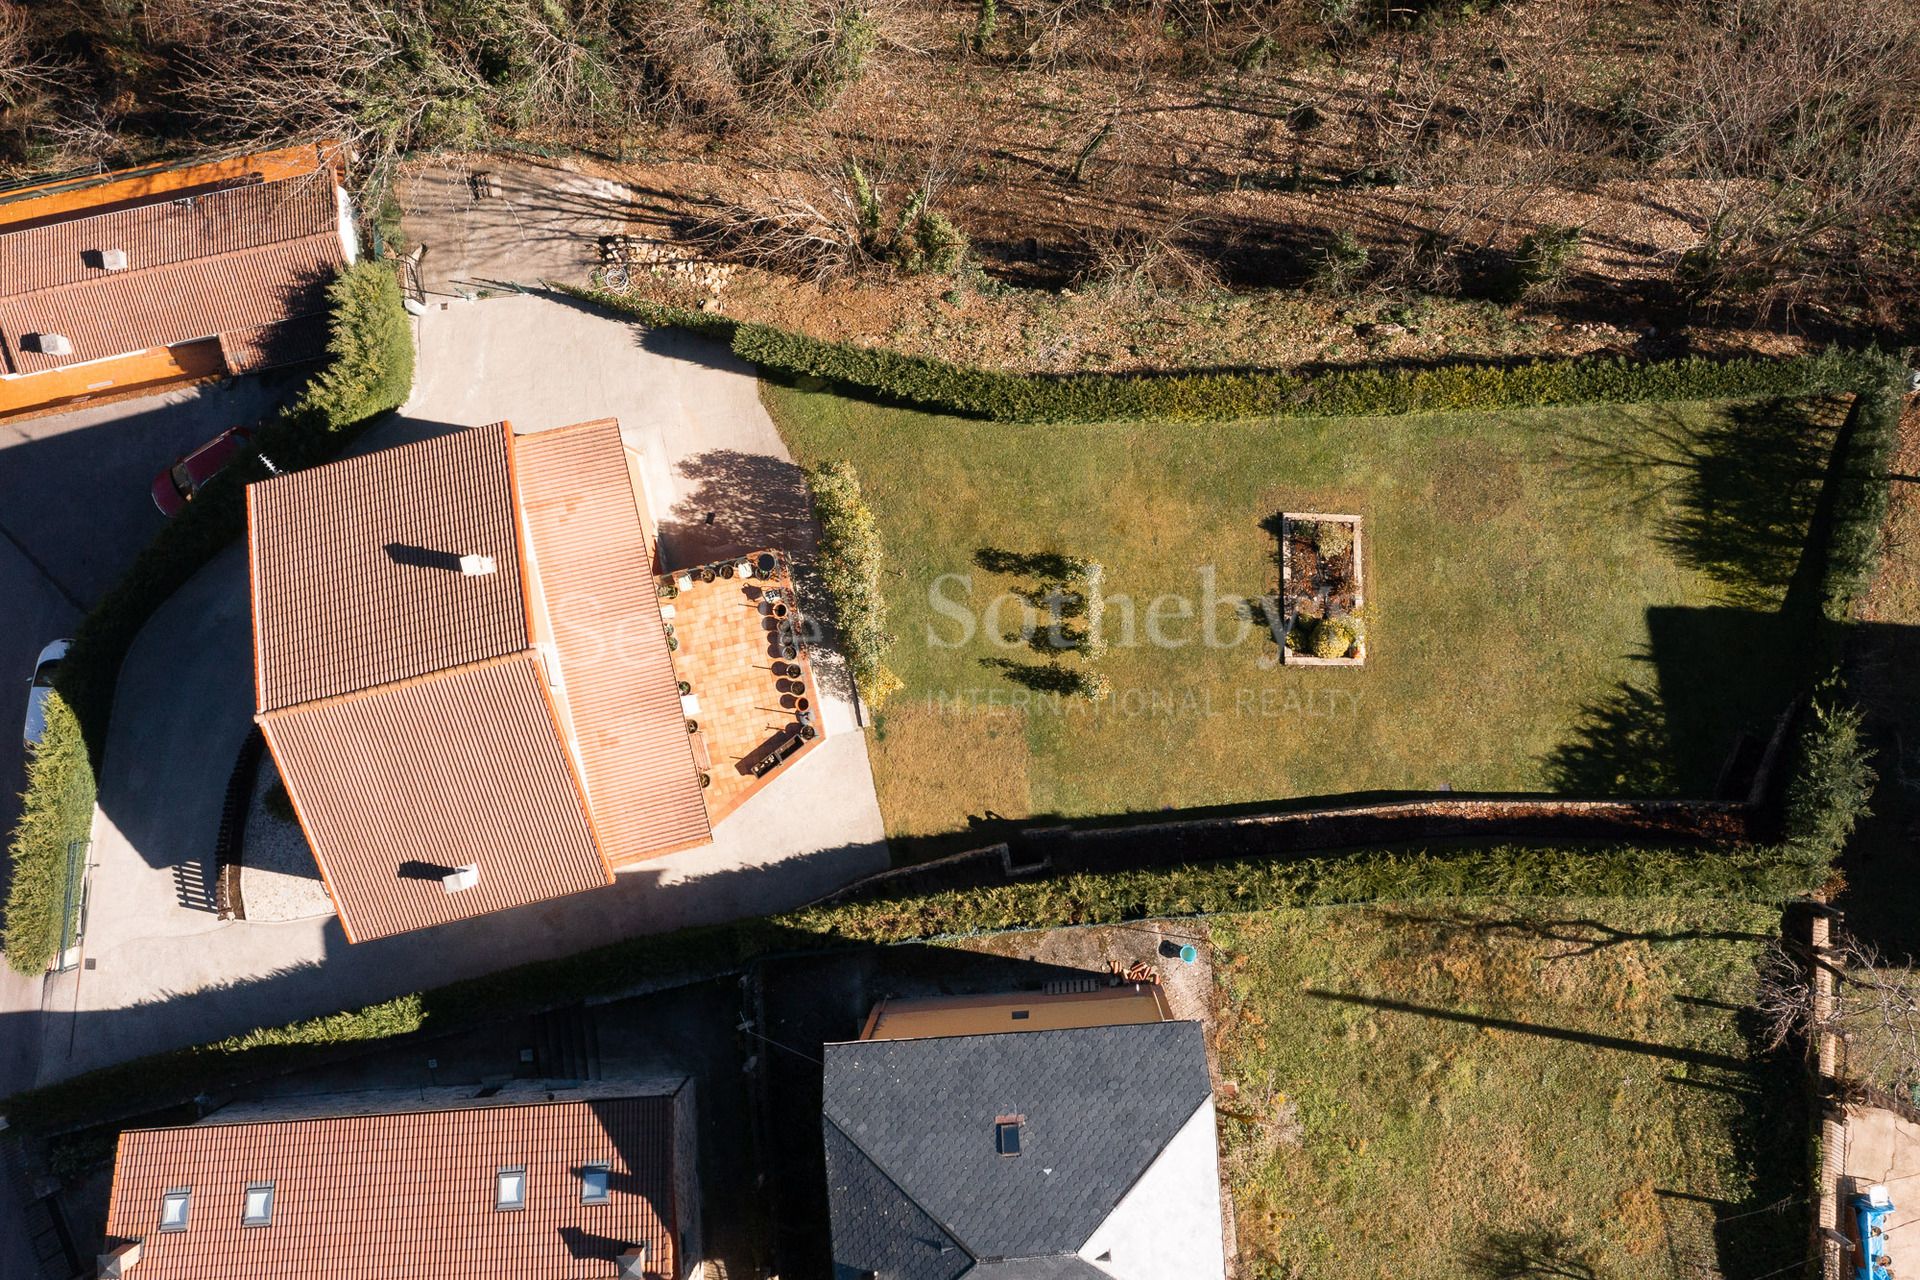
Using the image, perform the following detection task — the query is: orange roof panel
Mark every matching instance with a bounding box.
[260,654,609,942]
[513,422,711,860]
[247,425,530,713]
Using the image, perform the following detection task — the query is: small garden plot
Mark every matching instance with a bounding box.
[1280,513,1365,665]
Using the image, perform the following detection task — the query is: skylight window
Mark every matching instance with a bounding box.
[159,1188,191,1231]
[242,1182,275,1226]
[497,1166,527,1211]
[995,1118,1023,1157]
[581,1163,611,1205]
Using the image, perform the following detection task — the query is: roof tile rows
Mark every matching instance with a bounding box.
[0,175,335,294]
[247,420,707,940]
[513,422,709,861]
[0,163,345,375]
[248,424,530,714]
[260,653,609,943]
[104,1097,679,1280]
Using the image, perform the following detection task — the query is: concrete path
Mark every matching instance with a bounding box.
[27,295,887,1087]
[1838,1106,1920,1273]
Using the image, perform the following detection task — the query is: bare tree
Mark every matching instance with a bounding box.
[1758,931,1920,1102]
[1645,0,1920,315]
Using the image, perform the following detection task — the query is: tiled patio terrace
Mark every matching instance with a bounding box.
[658,552,824,831]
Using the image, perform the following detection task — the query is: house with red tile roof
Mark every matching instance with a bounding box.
[0,143,356,420]
[99,1088,701,1280]
[246,418,824,941]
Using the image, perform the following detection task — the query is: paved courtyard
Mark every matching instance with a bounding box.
[30,295,887,1086]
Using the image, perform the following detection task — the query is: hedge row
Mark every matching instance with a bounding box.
[2,696,94,973]
[2,263,413,977]
[2,833,1831,1134]
[560,284,1890,423]
[1820,371,1906,622]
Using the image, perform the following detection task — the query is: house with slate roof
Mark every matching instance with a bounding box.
[821,989,1227,1280]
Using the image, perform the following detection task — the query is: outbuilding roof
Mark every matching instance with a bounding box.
[0,167,346,375]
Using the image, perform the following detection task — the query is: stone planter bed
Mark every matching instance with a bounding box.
[1280,512,1366,666]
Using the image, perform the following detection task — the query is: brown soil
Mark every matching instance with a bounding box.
[1282,519,1359,620]
[435,0,1891,377]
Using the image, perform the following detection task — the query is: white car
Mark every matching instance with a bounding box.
[23,639,71,748]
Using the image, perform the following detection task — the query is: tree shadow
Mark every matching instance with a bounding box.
[1542,607,1800,798]
[978,656,1087,694]
[1462,1228,1607,1279]
[1560,398,1841,610]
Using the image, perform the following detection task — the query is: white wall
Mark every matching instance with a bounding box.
[1078,1096,1227,1280]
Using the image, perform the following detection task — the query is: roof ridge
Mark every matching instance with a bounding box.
[823,1017,1204,1051]
[256,647,535,720]
[128,1092,665,1136]
[825,1112,980,1272]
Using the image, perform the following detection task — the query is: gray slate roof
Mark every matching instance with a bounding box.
[822,1021,1211,1279]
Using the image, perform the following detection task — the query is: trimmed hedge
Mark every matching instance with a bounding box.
[1820,369,1906,622]
[807,460,900,707]
[560,283,1887,424]
[3,695,95,973]
[2,833,1831,1134]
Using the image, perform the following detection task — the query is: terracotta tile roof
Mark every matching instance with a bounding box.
[0,174,337,294]
[0,232,345,374]
[514,422,711,861]
[260,653,608,942]
[247,425,529,714]
[104,1096,679,1280]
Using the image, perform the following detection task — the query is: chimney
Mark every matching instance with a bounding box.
[459,554,497,577]
[35,333,73,356]
[100,248,129,271]
[616,1244,650,1279]
[98,1241,142,1278]
[441,864,479,894]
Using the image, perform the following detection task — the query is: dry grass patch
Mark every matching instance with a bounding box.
[1212,899,1801,1280]
[867,702,1032,839]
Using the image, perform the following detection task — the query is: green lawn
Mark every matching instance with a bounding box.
[1210,899,1801,1280]
[765,386,1832,841]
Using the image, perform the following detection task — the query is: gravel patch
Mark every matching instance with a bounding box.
[238,759,333,922]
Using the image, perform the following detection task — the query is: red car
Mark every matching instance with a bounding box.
[151,425,255,517]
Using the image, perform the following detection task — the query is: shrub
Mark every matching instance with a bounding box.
[295,261,416,432]
[1783,696,1876,859]
[1309,230,1370,295]
[4,694,94,974]
[1820,373,1905,622]
[1315,521,1353,559]
[1310,616,1358,659]
[1503,224,1582,300]
[807,460,899,708]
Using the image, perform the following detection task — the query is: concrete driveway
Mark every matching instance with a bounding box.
[26,295,887,1087]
